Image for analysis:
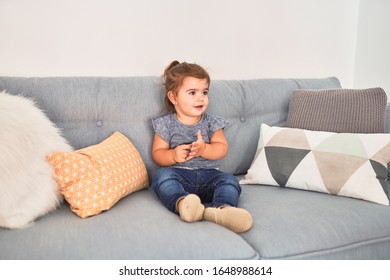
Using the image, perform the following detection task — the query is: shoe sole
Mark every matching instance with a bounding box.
[204,207,253,233]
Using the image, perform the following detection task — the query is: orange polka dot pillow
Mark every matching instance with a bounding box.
[47,132,149,218]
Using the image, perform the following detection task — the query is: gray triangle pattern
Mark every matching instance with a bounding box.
[370,159,389,198]
[265,146,310,187]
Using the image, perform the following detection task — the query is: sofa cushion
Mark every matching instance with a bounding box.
[0,188,258,260]
[285,87,387,133]
[238,182,390,259]
[240,124,390,205]
[47,132,149,218]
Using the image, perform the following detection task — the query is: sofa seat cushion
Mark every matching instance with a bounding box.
[0,188,258,260]
[238,182,390,259]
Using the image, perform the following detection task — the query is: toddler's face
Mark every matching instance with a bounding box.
[171,77,209,124]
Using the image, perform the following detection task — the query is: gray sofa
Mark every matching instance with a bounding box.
[1,76,390,260]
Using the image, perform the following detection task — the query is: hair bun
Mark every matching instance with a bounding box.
[164,60,180,77]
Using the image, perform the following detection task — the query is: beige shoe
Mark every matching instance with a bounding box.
[204,207,253,233]
[177,194,205,223]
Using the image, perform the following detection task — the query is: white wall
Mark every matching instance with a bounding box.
[0,0,361,89]
[354,0,390,96]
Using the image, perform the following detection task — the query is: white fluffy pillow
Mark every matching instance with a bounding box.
[0,91,73,229]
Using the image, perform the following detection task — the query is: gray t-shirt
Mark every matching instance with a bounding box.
[152,112,228,169]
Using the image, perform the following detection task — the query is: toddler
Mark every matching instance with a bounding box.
[151,60,252,233]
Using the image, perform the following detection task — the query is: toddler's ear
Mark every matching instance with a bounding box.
[167,91,177,105]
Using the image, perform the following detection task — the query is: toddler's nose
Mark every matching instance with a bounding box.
[197,93,204,101]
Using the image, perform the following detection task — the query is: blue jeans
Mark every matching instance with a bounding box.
[151,167,242,214]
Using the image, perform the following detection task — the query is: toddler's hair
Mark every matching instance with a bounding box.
[162,60,210,113]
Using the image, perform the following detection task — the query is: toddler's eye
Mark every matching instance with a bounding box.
[203,91,209,96]
[188,91,196,96]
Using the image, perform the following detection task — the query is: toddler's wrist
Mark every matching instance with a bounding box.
[171,149,177,163]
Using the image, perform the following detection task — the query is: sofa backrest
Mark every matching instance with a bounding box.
[1,76,342,178]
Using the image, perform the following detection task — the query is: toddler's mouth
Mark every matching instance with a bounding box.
[194,105,203,110]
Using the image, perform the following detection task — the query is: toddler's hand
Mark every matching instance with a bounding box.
[190,130,206,158]
[173,144,193,162]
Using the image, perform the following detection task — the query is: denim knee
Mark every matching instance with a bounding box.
[220,173,242,194]
[151,168,188,213]
[210,172,242,208]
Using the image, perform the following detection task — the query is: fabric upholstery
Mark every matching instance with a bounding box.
[285,87,387,133]
[0,77,341,178]
[240,124,390,205]
[0,188,258,260]
[238,182,390,259]
[47,132,149,218]
[3,76,390,260]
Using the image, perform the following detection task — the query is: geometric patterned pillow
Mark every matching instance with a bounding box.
[47,132,149,218]
[240,124,390,205]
